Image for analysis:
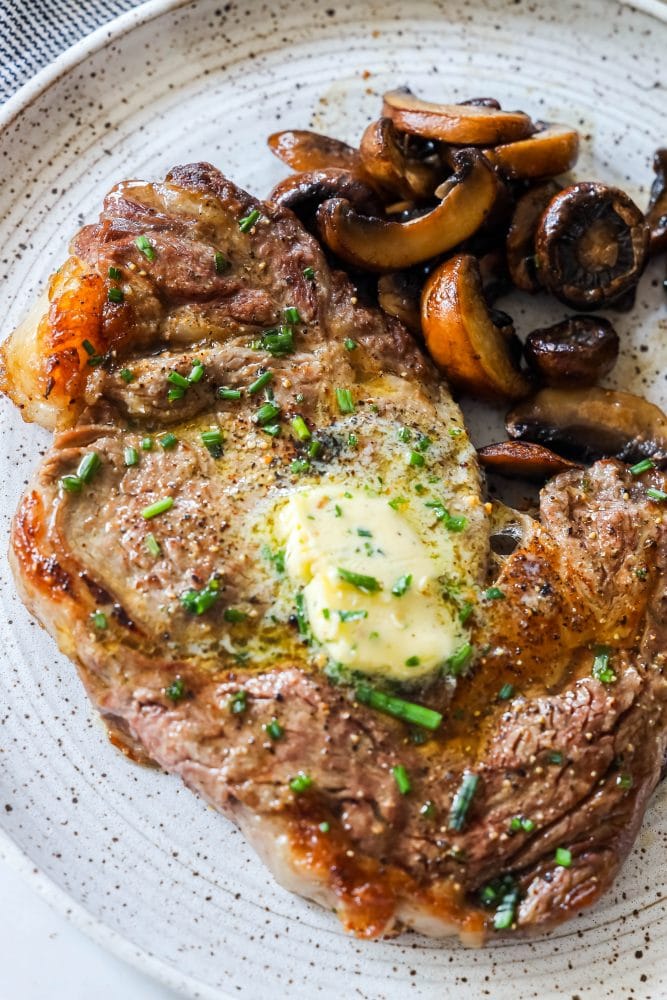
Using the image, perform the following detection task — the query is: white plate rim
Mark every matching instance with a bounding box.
[1,0,666,995]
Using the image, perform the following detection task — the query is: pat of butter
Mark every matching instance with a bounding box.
[277,486,468,681]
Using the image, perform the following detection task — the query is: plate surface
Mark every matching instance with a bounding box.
[1,1,667,997]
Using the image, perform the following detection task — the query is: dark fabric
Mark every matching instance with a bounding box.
[0,0,145,103]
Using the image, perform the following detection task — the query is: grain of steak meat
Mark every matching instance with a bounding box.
[3,163,667,942]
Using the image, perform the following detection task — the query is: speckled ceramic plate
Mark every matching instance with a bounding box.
[1,0,667,997]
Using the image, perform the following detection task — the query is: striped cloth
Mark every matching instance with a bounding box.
[0,0,144,103]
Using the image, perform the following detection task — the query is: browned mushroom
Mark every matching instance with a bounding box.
[506,386,667,462]
[534,182,649,309]
[505,180,561,292]
[647,148,667,256]
[421,253,530,401]
[316,149,498,272]
[382,89,535,145]
[269,169,383,232]
[524,315,619,387]
[478,440,583,480]
[377,271,423,335]
[359,118,442,201]
[267,129,362,173]
[484,123,579,181]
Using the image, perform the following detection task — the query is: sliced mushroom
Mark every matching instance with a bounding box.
[377,271,423,335]
[534,182,649,309]
[421,253,531,401]
[382,88,535,146]
[506,181,561,292]
[524,316,619,387]
[484,124,579,181]
[647,148,667,256]
[269,169,383,232]
[359,118,442,201]
[506,387,667,462]
[267,130,362,173]
[316,149,498,272]
[478,441,583,480]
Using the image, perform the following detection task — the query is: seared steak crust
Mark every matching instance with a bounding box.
[4,163,667,942]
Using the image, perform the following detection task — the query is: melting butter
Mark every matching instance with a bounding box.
[277,485,470,681]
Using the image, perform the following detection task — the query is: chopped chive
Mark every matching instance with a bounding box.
[124,446,139,467]
[347,433,358,448]
[548,751,564,765]
[617,773,633,789]
[630,458,655,476]
[388,496,407,510]
[230,689,247,714]
[145,533,161,557]
[167,371,190,389]
[82,339,96,356]
[425,500,467,532]
[289,771,313,794]
[284,306,301,325]
[294,590,310,638]
[334,504,342,517]
[344,338,357,351]
[416,434,431,452]
[120,368,135,384]
[108,287,124,304]
[318,821,330,833]
[290,458,309,474]
[303,266,315,280]
[445,642,473,676]
[223,607,247,623]
[308,439,322,459]
[239,208,261,232]
[90,610,107,630]
[484,586,505,601]
[448,771,479,831]
[392,764,411,795]
[159,433,178,450]
[408,449,425,467]
[108,265,121,280]
[214,251,229,274]
[335,387,355,414]
[60,474,83,493]
[262,423,281,437]
[140,436,153,451]
[337,567,382,593]
[134,235,156,261]
[449,427,463,438]
[337,609,368,622]
[405,655,420,667]
[392,573,412,597]
[188,361,205,384]
[493,888,519,930]
[257,326,295,356]
[141,497,174,520]
[201,427,223,458]
[180,577,220,615]
[555,847,572,868]
[247,370,273,395]
[219,386,242,401]
[77,451,101,484]
[458,601,474,625]
[357,528,372,537]
[398,426,412,443]
[592,645,616,684]
[420,800,436,819]
[255,401,281,426]
[167,387,185,402]
[498,682,515,701]
[291,415,311,441]
[165,677,185,703]
[265,718,284,740]
[356,684,442,731]
[647,487,667,502]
